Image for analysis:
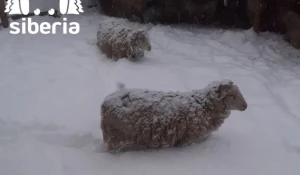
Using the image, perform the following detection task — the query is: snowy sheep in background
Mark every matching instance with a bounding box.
[100,80,248,152]
[96,19,151,61]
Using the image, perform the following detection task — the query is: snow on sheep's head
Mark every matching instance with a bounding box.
[217,82,247,111]
[134,30,151,51]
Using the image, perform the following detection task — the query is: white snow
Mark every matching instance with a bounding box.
[1,9,300,175]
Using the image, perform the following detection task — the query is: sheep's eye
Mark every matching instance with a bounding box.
[229,95,236,99]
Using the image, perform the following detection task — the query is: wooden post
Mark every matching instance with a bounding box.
[0,0,9,28]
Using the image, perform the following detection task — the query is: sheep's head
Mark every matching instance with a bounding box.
[217,82,247,111]
[135,30,152,51]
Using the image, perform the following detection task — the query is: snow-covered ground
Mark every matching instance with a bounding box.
[1,9,300,175]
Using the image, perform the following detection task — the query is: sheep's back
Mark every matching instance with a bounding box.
[102,89,212,126]
[97,19,136,44]
[101,89,219,147]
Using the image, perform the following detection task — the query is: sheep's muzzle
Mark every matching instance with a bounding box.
[239,103,247,111]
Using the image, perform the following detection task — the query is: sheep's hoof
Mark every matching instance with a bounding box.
[106,146,121,153]
[106,142,128,153]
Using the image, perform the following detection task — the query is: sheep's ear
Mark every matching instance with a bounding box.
[137,30,147,37]
[218,84,232,99]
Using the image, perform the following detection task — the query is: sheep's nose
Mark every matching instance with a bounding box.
[147,46,151,51]
[241,104,247,111]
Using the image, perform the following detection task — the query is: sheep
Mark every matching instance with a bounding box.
[100,80,248,152]
[96,19,151,61]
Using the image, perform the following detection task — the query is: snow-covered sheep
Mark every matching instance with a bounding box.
[96,19,151,61]
[100,80,248,152]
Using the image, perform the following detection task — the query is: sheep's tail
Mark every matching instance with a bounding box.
[116,82,126,90]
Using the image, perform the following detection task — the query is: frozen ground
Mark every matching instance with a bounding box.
[1,9,300,175]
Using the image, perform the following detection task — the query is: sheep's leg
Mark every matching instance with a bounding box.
[248,0,265,33]
[174,140,192,147]
[126,48,135,60]
[106,138,124,153]
[196,134,211,143]
[127,47,144,61]
[106,45,113,59]
[100,121,108,143]
[135,48,144,58]
[111,44,122,60]
[105,125,133,153]
[117,51,125,59]
[107,138,133,153]
[174,138,192,147]
[99,42,113,59]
